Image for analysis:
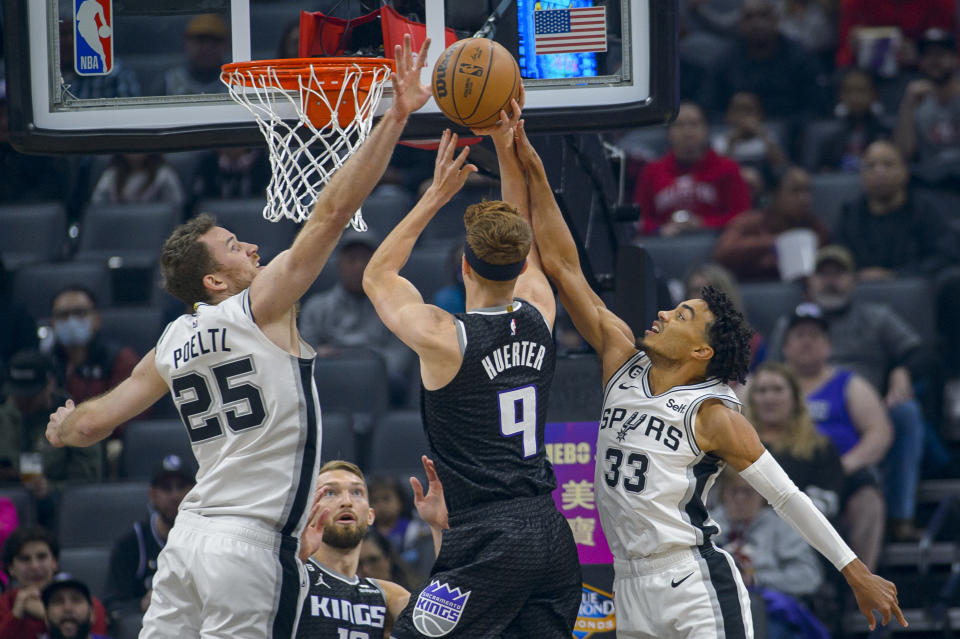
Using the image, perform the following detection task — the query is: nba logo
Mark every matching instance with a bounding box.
[74,0,113,76]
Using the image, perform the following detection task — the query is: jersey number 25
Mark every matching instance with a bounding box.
[171,355,267,443]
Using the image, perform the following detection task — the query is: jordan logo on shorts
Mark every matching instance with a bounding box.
[412,580,472,637]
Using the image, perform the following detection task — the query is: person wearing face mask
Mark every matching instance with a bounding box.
[46,286,139,436]
[0,352,101,526]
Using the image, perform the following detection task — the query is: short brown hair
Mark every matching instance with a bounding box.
[318,460,365,482]
[161,214,219,306]
[463,200,531,268]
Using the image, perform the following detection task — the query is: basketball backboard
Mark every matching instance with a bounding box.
[3,0,676,154]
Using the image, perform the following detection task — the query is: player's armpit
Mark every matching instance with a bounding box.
[694,400,766,471]
[377,579,411,636]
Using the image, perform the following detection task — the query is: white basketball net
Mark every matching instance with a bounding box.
[222,61,393,228]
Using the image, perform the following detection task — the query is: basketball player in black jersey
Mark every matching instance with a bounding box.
[510,120,905,636]
[363,118,581,637]
[296,458,447,639]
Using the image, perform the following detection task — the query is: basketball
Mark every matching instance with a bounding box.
[431,38,522,130]
[98,25,111,38]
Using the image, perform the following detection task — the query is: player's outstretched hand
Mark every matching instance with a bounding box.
[46,399,75,448]
[299,494,331,562]
[843,559,908,630]
[391,34,432,118]
[513,119,544,173]
[411,455,448,530]
[470,92,524,149]
[427,129,477,204]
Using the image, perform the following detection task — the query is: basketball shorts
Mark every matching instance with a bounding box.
[391,494,582,639]
[139,510,307,639]
[613,544,753,639]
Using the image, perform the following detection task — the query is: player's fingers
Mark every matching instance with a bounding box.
[435,129,451,163]
[410,477,424,502]
[459,163,478,184]
[316,507,331,527]
[422,455,440,480]
[862,607,876,631]
[448,133,460,162]
[394,45,405,76]
[509,99,522,122]
[66,399,75,409]
[454,145,471,169]
[416,37,431,70]
[893,603,908,627]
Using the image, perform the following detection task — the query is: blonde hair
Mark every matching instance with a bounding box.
[747,362,827,460]
[463,200,531,267]
[318,460,365,482]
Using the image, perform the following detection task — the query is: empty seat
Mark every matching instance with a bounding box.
[192,199,298,262]
[320,412,358,465]
[740,281,804,337]
[111,609,144,639]
[633,232,719,282]
[854,277,936,343]
[76,202,180,263]
[400,245,450,303]
[810,173,861,232]
[0,486,36,526]
[0,202,67,269]
[58,482,150,548]
[360,185,415,237]
[59,547,112,599]
[313,349,390,418]
[120,420,194,481]
[98,306,165,357]
[800,119,845,171]
[12,261,112,320]
[366,410,430,481]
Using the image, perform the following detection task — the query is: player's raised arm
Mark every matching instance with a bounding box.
[250,34,432,324]
[513,121,634,377]
[47,349,168,448]
[363,129,475,358]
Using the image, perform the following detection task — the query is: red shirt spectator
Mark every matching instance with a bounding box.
[633,103,750,235]
[836,0,955,67]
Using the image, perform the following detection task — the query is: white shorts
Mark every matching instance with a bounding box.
[139,510,308,639]
[613,545,753,639]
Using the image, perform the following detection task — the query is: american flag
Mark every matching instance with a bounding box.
[534,6,607,55]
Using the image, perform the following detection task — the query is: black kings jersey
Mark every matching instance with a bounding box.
[422,299,557,514]
[298,558,388,639]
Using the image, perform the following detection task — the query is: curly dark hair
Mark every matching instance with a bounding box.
[701,285,753,385]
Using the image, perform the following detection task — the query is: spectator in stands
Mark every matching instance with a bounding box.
[782,304,891,570]
[0,351,102,526]
[0,526,108,639]
[632,102,751,236]
[103,454,195,618]
[766,246,936,539]
[712,92,788,182]
[190,147,271,203]
[0,258,38,376]
[277,20,300,59]
[748,362,845,522]
[58,19,140,100]
[776,0,837,57]
[42,574,112,639]
[299,231,415,404]
[431,241,465,314]
[0,500,17,590]
[835,140,959,280]
[367,474,432,576]
[835,0,955,69]
[708,0,826,119]
[356,529,419,592]
[817,68,892,172]
[712,468,828,639]
[713,166,829,282]
[159,14,230,96]
[893,28,960,186]
[89,154,185,208]
[46,287,139,432]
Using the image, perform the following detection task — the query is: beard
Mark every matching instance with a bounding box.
[322,519,369,549]
[49,618,92,639]
[812,291,850,312]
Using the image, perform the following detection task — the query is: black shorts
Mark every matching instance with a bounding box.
[391,494,582,638]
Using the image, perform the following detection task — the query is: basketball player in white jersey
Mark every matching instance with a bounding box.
[44,35,435,639]
[511,121,906,638]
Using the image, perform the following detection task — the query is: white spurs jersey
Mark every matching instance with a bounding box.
[596,351,741,559]
[154,289,321,538]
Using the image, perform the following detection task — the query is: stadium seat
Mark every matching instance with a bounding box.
[800,119,844,171]
[76,202,181,263]
[421,184,499,243]
[0,486,36,526]
[615,126,670,161]
[12,261,112,320]
[810,173,861,232]
[112,609,143,639]
[400,245,450,304]
[98,306,165,357]
[361,185,416,238]
[854,277,936,344]
[313,349,390,420]
[321,412,358,465]
[192,198,298,262]
[0,202,67,269]
[120,420,194,481]
[633,232,719,282]
[548,355,604,422]
[58,482,150,548]
[59,547,112,600]
[740,280,805,337]
[366,410,430,481]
